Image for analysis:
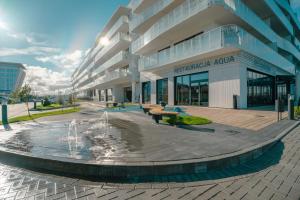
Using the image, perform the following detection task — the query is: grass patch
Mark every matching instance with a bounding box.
[36,103,65,110]
[0,107,80,125]
[163,115,211,125]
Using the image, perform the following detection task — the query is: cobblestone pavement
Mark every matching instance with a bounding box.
[184,106,288,131]
[0,125,300,200]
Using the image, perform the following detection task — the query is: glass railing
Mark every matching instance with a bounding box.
[92,51,129,76]
[264,0,293,34]
[132,0,211,53]
[132,0,300,61]
[129,0,143,11]
[92,69,131,88]
[139,25,294,74]
[94,32,131,64]
[105,16,129,40]
[130,0,173,31]
[274,0,300,30]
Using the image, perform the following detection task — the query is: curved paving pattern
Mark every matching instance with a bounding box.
[0,123,300,199]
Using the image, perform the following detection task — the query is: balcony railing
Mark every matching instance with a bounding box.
[139,25,294,74]
[129,0,143,11]
[132,0,212,53]
[130,0,173,31]
[132,0,300,62]
[105,16,129,40]
[92,51,129,76]
[94,32,131,64]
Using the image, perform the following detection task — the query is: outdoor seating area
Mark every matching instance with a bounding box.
[142,104,179,125]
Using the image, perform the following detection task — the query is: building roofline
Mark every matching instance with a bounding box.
[0,62,26,70]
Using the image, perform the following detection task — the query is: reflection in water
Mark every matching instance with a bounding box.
[0,113,143,162]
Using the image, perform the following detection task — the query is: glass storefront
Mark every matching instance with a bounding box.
[175,72,209,106]
[247,69,275,107]
[142,81,151,104]
[156,78,168,104]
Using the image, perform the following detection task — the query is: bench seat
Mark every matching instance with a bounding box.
[149,110,179,124]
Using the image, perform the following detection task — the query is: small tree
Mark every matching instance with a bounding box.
[43,97,51,106]
[9,88,20,104]
[19,84,32,117]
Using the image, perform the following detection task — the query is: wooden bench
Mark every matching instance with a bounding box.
[142,104,163,114]
[149,109,179,125]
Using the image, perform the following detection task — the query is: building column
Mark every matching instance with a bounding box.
[168,76,174,106]
[131,81,140,103]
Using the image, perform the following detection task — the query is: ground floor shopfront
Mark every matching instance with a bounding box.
[140,52,295,109]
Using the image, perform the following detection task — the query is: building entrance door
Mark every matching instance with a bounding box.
[190,81,208,106]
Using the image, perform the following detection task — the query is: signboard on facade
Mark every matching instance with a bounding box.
[174,56,235,74]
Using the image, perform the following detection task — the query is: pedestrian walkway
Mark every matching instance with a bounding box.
[183,106,288,131]
[0,124,299,199]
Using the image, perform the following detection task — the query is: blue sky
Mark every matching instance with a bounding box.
[0,0,128,94]
[0,0,299,94]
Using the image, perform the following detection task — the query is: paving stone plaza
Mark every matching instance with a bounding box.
[0,121,300,199]
[0,103,299,199]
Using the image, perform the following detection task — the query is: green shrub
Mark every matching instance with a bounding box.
[43,97,51,106]
[163,115,211,125]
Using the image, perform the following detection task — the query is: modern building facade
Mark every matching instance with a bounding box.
[0,62,26,95]
[72,7,140,103]
[72,0,300,109]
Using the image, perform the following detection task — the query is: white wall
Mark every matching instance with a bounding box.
[209,64,241,108]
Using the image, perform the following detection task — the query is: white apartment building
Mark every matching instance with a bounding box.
[72,0,300,109]
[72,7,139,103]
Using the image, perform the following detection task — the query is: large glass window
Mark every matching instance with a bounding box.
[247,69,275,107]
[100,90,105,102]
[175,71,209,106]
[156,79,168,104]
[106,88,113,102]
[142,81,151,104]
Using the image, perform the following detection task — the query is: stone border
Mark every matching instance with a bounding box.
[0,121,298,181]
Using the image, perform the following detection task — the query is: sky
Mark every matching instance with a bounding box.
[0,0,128,95]
[0,0,299,95]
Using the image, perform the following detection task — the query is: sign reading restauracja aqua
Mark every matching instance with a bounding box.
[174,55,235,74]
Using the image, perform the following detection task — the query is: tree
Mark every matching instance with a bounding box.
[19,84,32,117]
[8,88,20,104]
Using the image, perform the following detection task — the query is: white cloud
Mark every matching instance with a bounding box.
[0,46,61,57]
[24,65,71,96]
[35,49,90,73]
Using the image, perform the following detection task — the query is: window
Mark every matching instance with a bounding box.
[156,79,168,104]
[175,72,208,106]
[107,88,113,102]
[247,69,275,107]
[142,81,151,104]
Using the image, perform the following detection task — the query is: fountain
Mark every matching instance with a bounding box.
[66,119,80,156]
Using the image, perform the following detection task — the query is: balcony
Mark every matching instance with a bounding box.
[104,16,129,40]
[132,0,300,61]
[139,25,294,74]
[94,32,131,65]
[92,51,129,77]
[128,0,143,12]
[129,0,174,32]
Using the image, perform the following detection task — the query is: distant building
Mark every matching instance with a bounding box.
[0,62,26,95]
[72,0,300,109]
